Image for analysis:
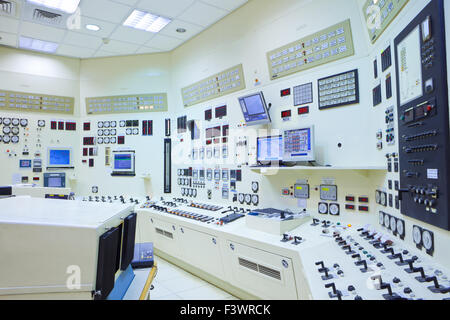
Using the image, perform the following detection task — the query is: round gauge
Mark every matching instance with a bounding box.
[193,189,197,197]
[98,121,104,128]
[245,194,251,205]
[3,127,11,134]
[379,211,385,226]
[133,128,139,135]
[98,129,104,136]
[11,135,19,144]
[329,203,340,216]
[126,128,132,135]
[104,137,110,144]
[3,118,11,126]
[11,127,19,135]
[396,219,405,236]
[251,181,259,193]
[390,216,397,232]
[103,129,110,136]
[178,169,182,176]
[413,226,422,245]
[251,194,259,206]
[11,118,19,126]
[120,120,126,127]
[384,214,391,229]
[181,188,186,196]
[20,119,28,127]
[110,137,117,144]
[110,129,117,136]
[188,189,193,197]
[375,191,381,204]
[380,192,387,206]
[3,135,10,143]
[38,120,45,127]
[0,118,2,125]
[238,193,245,204]
[318,202,328,214]
[422,230,433,251]
[103,121,110,128]
[0,135,2,142]
[97,137,103,144]
[110,121,117,128]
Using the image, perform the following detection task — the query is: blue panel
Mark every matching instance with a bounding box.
[106,265,135,300]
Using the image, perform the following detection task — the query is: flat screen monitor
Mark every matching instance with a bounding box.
[113,151,135,174]
[238,92,271,126]
[44,173,66,188]
[283,127,315,162]
[47,148,73,168]
[257,136,283,162]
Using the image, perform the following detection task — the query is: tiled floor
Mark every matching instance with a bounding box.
[124,256,239,300]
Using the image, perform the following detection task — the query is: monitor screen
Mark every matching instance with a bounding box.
[257,136,283,162]
[215,105,227,118]
[238,92,271,126]
[283,127,315,162]
[114,154,133,170]
[44,173,66,188]
[48,148,72,167]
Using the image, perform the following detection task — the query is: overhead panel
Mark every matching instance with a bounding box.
[85,93,168,115]
[266,19,354,81]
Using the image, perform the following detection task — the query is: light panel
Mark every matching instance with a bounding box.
[19,36,59,53]
[27,0,81,14]
[123,9,171,33]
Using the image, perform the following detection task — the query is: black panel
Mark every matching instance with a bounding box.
[120,213,137,271]
[394,0,450,230]
[373,84,382,107]
[381,46,392,72]
[0,186,12,196]
[95,226,122,300]
[164,139,172,193]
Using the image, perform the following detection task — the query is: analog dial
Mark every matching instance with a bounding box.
[245,194,251,205]
[98,121,104,128]
[379,211,385,226]
[110,121,117,128]
[390,216,397,232]
[3,118,11,126]
[110,137,117,144]
[126,128,132,135]
[11,136,19,144]
[318,202,328,214]
[238,193,245,204]
[20,119,28,127]
[11,118,19,126]
[396,219,405,236]
[98,129,103,136]
[103,137,110,144]
[97,137,103,144]
[11,127,19,135]
[103,129,110,136]
[251,194,259,206]
[413,226,422,245]
[120,120,126,127]
[133,128,139,135]
[38,120,45,127]
[329,203,340,216]
[422,230,433,251]
[3,135,10,143]
[384,214,391,228]
[3,127,11,134]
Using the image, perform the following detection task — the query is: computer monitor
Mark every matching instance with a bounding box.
[283,126,315,162]
[238,92,271,126]
[44,173,66,188]
[112,151,135,176]
[47,147,73,168]
[257,135,283,163]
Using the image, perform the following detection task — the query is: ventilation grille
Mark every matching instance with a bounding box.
[33,8,62,25]
[155,228,173,239]
[0,0,16,16]
[238,257,282,281]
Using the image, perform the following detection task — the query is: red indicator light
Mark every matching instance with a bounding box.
[281,110,292,118]
[298,106,309,115]
[281,88,291,97]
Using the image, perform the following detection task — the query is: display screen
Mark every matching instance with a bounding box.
[283,127,314,161]
[114,154,132,170]
[215,105,227,118]
[398,26,423,106]
[48,177,63,188]
[49,149,71,166]
[257,136,283,162]
[20,160,32,168]
[238,92,271,125]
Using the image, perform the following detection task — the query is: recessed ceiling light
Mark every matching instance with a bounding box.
[176,28,186,33]
[123,9,171,33]
[86,24,101,31]
[19,36,59,53]
[27,0,81,14]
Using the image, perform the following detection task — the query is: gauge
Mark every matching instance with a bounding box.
[380,192,387,206]
[38,120,45,127]
[390,216,397,232]
[178,169,182,176]
[103,121,110,128]
[126,128,132,135]
[422,230,434,251]
[133,128,139,135]
[110,121,117,128]
[11,136,19,144]
[103,129,110,136]
[104,137,110,144]
[251,194,259,206]
[110,137,117,144]
[188,189,193,197]
[396,219,405,237]
[238,193,245,204]
[98,129,104,136]
[375,191,381,204]
[11,127,19,135]
[318,202,328,214]
[110,129,117,136]
[3,118,11,126]
[97,137,103,144]
[20,119,28,127]
[98,121,104,128]
[120,120,126,127]
[11,118,19,126]
[384,214,391,229]
[3,135,10,143]
[0,135,2,142]
[0,118,2,125]
[413,225,422,245]
[251,181,259,193]
[329,203,340,216]
[245,194,251,205]
[379,211,385,226]
[3,127,11,134]
[193,189,197,197]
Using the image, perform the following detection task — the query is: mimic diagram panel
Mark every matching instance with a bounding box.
[394,0,450,230]
[85,93,168,115]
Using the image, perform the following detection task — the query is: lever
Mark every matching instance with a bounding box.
[325,283,342,300]
[315,261,325,269]
[412,267,427,282]
[426,276,440,289]
[311,218,320,226]
[352,253,361,260]
[355,260,368,272]
[380,283,393,296]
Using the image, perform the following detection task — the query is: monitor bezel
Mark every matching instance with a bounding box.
[282,126,315,162]
[238,91,272,126]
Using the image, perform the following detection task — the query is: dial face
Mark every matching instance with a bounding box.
[0,118,2,125]
[110,129,117,136]
[120,120,126,127]
[3,127,11,134]
[178,169,182,176]
[11,127,19,135]
[375,191,381,204]
[3,118,11,126]
[238,193,245,204]
[193,189,197,197]
[126,128,132,135]
[384,214,391,229]
[188,189,193,197]
[329,203,340,216]
[103,121,110,128]
[0,135,2,142]
[98,121,104,128]
[380,192,387,206]
[11,136,19,144]
[3,135,10,143]
[98,129,103,136]
[251,182,259,193]
[11,118,19,126]
[245,194,251,204]
[422,230,433,251]
[38,120,45,127]
[318,202,328,214]
[20,119,28,127]
[103,137,110,144]
[110,121,117,128]
[413,226,422,245]
[103,129,110,136]
[133,128,139,135]
[97,137,103,144]
[390,216,397,232]
[110,137,117,144]
[379,212,385,225]
[396,219,404,236]
[252,194,259,205]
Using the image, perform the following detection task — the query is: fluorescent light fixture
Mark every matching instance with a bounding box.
[19,36,59,53]
[86,24,100,31]
[123,9,171,33]
[27,0,81,14]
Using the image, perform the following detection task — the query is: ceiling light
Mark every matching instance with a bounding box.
[123,9,171,33]
[19,36,58,53]
[27,0,80,14]
[86,24,100,31]
[176,28,186,33]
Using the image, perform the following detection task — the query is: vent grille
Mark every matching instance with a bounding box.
[238,257,282,281]
[155,228,173,239]
[33,8,62,25]
[155,228,164,235]
[0,0,15,16]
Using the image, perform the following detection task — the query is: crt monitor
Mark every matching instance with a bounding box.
[238,92,271,126]
[47,148,73,168]
[112,151,135,174]
[283,127,315,162]
[257,136,283,163]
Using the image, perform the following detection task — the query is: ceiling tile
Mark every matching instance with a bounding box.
[63,31,104,50]
[145,34,184,51]
[98,39,140,54]
[200,0,248,11]
[159,19,203,40]
[177,1,228,27]
[135,46,162,55]
[75,16,117,38]
[136,0,195,18]
[0,16,20,34]
[20,21,66,42]
[109,26,155,45]
[93,50,119,58]
[0,32,17,47]
[80,0,133,24]
[57,44,96,58]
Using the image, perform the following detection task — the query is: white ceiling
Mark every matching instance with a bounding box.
[0,0,248,59]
